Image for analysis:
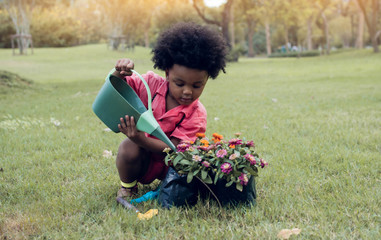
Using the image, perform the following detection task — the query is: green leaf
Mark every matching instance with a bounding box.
[245,167,258,177]
[184,166,192,172]
[201,170,208,180]
[187,172,194,183]
[173,155,183,166]
[164,156,170,166]
[179,159,192,165]
[238,164,247,169]
[225,180,234,187]
[214,174,219,184]
[226,160,234,165]
[204,174,213,184]
[236,182,243,192]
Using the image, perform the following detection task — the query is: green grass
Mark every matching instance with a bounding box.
[1,45,380,239]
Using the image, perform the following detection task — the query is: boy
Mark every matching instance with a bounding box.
[113,22,228,199]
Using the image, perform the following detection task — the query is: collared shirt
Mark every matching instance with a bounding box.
[124,71,207,142]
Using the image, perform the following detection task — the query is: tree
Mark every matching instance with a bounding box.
[256,0,278,55]
[96,0,143,50]
[354,0,365,48]
[192,0,234,48]
[153,0,201,40]
[238,0,261,57]
[314,0,336,54]
[1,0,35,54]
[357,0,380,52]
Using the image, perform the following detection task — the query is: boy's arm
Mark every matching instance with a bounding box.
[119,115,180,152]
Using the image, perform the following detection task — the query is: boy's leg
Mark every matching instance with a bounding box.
[115,138,150,198]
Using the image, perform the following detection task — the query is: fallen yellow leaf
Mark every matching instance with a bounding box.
[137,209,158,220]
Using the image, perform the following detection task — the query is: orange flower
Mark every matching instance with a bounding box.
[229,144,235,149]
[212,133,223,139]
[212,133,223,143]
[200,139,209,147]
[196,133,206,138]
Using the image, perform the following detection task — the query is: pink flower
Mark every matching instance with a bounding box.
[228,138,243,147]
[244,153,256,165]
[229,153,238,160]
[239,173,249,185]
[192,155,202,162]
[221,163,232,174]
[198,144,215,151]
[246,140,255,148]
[202,161,210,168]
[260,158,268,168]
[198,145,209,151]
[216,149,227,158]
[177,143,189,152]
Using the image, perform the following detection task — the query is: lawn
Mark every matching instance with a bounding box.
[0,45,380,239]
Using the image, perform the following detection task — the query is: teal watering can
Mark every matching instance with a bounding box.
[92,69,176,151]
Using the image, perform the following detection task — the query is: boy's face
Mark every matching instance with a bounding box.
[166,64,208,106]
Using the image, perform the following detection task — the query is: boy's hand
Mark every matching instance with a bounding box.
[115,58,134,77]
[118,115,145,142]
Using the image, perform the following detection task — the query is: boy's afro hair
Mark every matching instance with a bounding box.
[152,22,228,79]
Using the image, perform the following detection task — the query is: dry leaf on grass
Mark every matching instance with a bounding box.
[277,228,302,239]
[102,150,112,158]
[137,209,158,220]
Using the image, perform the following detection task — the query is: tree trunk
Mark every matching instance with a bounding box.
[355,6,364,49]
[230,2,235,48]
[307,17,313,51]
[322,12,330,54]
[221,0,233,48]
[371,30,379,53]
[265,20,271,55]
[357,0,379,53]
[284,25,289,52]
[370,0,379,52]
[247,22,255,57]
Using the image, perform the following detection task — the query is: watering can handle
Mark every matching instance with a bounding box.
[106,68,176,151]
[107,68,153,113]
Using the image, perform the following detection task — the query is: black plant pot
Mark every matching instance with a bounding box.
[159,168,257,208]
[209,177,257,207]
[158,167,199,209]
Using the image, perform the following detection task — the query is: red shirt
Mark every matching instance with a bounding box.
[124,71,207,142]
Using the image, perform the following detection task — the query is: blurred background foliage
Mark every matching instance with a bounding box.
[0,0,380,56]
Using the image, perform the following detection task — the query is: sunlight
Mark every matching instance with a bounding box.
[204,0,227,8]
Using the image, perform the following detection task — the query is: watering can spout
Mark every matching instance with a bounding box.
[136,111,176,151]
[150,127,176,151]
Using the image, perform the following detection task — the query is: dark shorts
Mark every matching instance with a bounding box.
[138,152,169,184]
